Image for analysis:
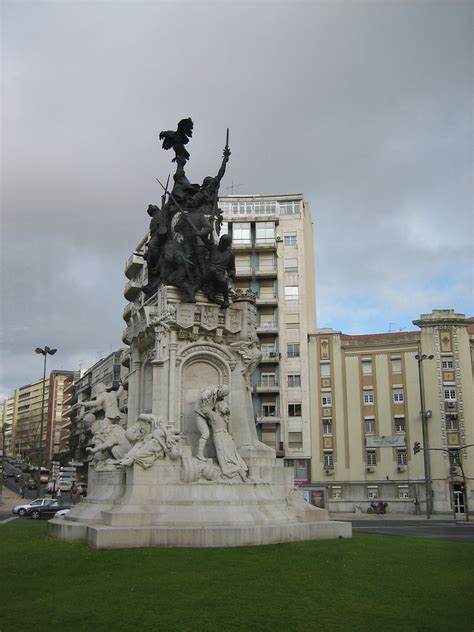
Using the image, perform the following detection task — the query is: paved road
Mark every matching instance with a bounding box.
[351,519,474,542]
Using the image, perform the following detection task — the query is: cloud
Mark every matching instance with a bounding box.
[1,0,472,393]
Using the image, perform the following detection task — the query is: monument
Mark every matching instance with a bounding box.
[50,120,351,547]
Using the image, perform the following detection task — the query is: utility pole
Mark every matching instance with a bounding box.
[415,353,434,518]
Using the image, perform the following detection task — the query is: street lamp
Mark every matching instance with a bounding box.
[415,353,434,518]
[35,346,57,493]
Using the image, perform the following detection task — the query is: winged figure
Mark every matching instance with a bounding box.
[159,117,194,163]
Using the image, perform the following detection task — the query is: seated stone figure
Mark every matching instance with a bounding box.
[86,416,132,462]
[120,414,182,469]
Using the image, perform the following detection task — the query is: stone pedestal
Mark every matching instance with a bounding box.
[50,288,351,547]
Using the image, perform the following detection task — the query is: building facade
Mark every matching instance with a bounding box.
[219,194,316,480]
[308,309,473,515]
[1,370,77,464]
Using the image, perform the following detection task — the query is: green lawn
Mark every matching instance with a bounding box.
[1,525,473,632]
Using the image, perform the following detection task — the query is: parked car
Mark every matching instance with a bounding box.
[54,508,71,518]
[12,498,54,517]
[26,500,73,520]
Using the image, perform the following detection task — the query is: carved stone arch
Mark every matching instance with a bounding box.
[178,347,231,458]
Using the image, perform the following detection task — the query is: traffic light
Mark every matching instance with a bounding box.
[413,442,421,455]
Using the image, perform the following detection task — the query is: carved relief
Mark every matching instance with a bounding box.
[320,339,329,360]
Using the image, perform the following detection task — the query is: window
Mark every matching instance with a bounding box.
[288,403,302,417]
[444,387,457,402]
[398,486,409,499]
[232,222,251,244]
[294,459,308,481]
[323,419,333,435]
[393,388,404,403]
[321,392,332,406]
[391,357,402,373]
[285,313,300,329]
[361,359,372,375]
[320,363,331,378]
[397,450,408,465]
[235,255,251,273]
[260,312,276,328]
[394,416,406,432]
[284,286,299,301]
[442,359,453,370]
[365,418,375,434]
[324,451,334,468]
[363,390,374,405]
[366,450,377,466]
[255,221,275,244]
[261,429,277,448]
[446,414,459,431]
[332,486,342,499]
[287,343,300,358]
[261,373,276,387]
[448,449,460,466]
[283,233,297,247]
[254,200,276,215]
[367,486,378,499]
[284,257,298,271]
[231,201,252,216]
[279,200,301,215]
[262,403,276,417]
[288,432,303,449]
[287,373,301,387]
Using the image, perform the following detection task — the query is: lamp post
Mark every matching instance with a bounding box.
[415,353,434,518]
[0,421,12,504]
[35,346,57,493]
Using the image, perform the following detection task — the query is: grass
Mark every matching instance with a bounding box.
[1,525,473,632]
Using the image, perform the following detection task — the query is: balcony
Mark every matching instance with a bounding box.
[235,266,253,278]
[256,294,278,306]
[124,253,145,280]
[255,238,276,251]
[232,240,253,252]
[255,381,280,394]
[255,415,281,425]
[260,351,280,363]
[124,279,142,302]
[255,264,277,278]
[257,322,278,335]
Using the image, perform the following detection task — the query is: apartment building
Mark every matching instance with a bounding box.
[219,194,316,479]
[62,350,128,470]
[1,370,77,463]
[308,309,473,515]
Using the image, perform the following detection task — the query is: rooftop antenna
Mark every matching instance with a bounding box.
[388,323,405,333]
[226,180,244,194]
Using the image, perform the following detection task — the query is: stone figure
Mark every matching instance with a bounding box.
[194,385,248,481]
[231,340,262,387]
[159,117,194,163]
[204,235,236,308]
[86,417,132,462]
[82,382,125,424]
[120,414,182,469]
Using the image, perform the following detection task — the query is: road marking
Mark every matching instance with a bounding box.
[0,516,18,524]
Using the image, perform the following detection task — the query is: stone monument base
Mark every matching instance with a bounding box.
[50,455,351,548]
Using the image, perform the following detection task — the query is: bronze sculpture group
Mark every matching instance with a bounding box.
[142,118,235,308]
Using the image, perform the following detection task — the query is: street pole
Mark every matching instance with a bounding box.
[415,353,434,519]
[35,346,57,496]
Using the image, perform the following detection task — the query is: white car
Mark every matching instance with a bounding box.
[54,508,71,518]
[12,498,53,517]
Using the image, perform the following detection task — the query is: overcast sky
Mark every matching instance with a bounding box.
[1,0,473,397]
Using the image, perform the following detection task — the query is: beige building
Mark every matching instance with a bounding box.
[219,194,316,480]
[308,309,473,515]
[1,370,77,464]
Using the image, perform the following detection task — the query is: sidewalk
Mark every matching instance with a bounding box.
[330,511,473,522]
[0,485,23,512]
